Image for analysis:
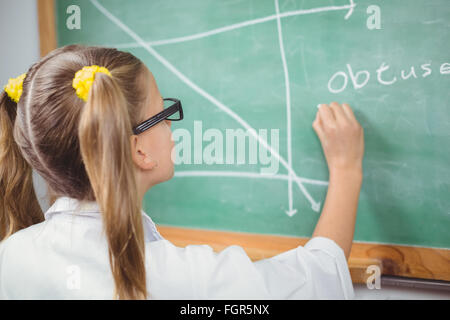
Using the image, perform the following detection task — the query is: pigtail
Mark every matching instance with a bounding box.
[78,72,147,299]
[0,91,44,240]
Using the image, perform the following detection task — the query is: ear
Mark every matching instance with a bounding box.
[130,135,158,170]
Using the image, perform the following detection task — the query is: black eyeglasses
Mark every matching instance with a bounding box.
[132,98,183,135]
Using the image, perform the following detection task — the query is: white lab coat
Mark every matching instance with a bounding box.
[0,196,355,299]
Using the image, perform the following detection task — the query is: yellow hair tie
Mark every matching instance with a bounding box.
[72,65,112,102]
[4,73,27,103]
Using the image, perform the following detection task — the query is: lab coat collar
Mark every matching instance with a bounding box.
[44,196,164,242]
[44,196,101,220]
[45,196,149,220]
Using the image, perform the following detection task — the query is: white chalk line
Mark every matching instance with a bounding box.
[174,170,329,186]
[111,1,356,49]
[274,0,295,216]
[90,0,322,211]
[345,0,355,20]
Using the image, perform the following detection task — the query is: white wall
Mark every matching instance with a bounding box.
[0,0,50,211]
[0,0,448,300]
[0,0,40,85]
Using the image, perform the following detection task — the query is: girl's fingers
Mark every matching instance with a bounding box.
[312,110,325,140]
[341,103,357,122]
[329,101,347,124]
[318,103,336,127]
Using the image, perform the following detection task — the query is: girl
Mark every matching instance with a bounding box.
[0,45,364,300]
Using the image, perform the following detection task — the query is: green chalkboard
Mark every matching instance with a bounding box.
[55,0,450,249]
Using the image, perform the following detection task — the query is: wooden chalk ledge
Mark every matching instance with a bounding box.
[157,225,450,284]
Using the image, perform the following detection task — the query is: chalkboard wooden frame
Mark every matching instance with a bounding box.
[157,225,450,284]
[38,0,450,285]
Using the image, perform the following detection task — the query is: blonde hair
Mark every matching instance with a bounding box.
[0,45,149,299]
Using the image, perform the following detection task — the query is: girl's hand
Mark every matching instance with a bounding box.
[312,102,364,175]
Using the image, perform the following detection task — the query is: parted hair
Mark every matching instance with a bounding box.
[0,44,150,299]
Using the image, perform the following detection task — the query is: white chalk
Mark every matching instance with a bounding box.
[317,104,322,109]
